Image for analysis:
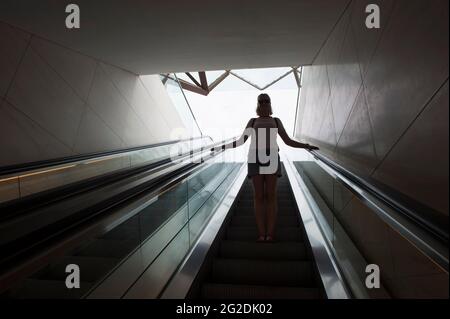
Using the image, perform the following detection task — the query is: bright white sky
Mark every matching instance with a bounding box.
[179,67,300,143]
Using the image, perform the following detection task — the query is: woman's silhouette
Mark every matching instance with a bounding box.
[221,93,319,242]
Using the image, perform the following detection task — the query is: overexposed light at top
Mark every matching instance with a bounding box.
[179,67,300,143]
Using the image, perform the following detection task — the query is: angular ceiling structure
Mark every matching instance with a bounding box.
[163,68,302,96]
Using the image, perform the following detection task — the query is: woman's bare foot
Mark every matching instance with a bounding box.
[265,235,275,242]
[257,235,266,242]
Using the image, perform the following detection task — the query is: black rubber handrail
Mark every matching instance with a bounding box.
[0,156,177,221]
[0,136,234,220]
[308,150,449,245]
[0,136,212,176]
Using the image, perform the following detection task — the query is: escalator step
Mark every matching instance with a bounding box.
[239,194,293,201]
[230,215,298,227]
[226,227,302,241]
[202,283,319,299]
[7,279,93,299]
[236,201,296,210]
[220,241,307,260]
[211,259,314,286]
[234,208,297,216]
[240,186,291,192]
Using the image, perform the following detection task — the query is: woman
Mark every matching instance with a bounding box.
[220,93,319,242]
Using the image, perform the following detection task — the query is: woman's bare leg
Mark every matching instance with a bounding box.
[265,174,278,239]
[252,175,265,239]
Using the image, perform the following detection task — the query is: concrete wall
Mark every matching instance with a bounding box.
[295,0,448,298]
[0,21,192,167]
[295,0,449,216]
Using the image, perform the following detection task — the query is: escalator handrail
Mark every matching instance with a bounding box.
[0,154,214,292]
[0,135,213,176]
[0,137,236,284]
[0,136,237,216]
[307,149,449,271]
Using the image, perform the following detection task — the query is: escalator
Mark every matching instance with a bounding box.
[161,147,448,299]
[200,164,322,299]
[0,135,244,299]
[0,139,447,299]
[4,163,224,299]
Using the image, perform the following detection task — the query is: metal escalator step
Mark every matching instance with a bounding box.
[31,256,119,282]
[234,207,298,216]
[240,185,291,191]
[240,184,290,190]
[239,192,293,199]
[211,259,314,286]
[202,283,319,299]
[239,194,293,201]
[220,241,307,260]
[230,215,298,227]
[226,227,302,241]
[237,199,296,207]
[7,279,93,299]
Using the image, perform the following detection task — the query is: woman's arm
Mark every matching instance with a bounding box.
[212,119,254,151]
[276,118,319,150]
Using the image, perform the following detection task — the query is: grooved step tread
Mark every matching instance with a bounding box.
[236,204,296,211]
[240,186,292,192]
[238,195,294,199]
[220,241,307,260]
[227,227,302,242]
[202,283,319,299]
[199,164,320,299]
[237,199,296,207]
[230,215,298,227]
[234,206,298,216]
[212,259,314,286]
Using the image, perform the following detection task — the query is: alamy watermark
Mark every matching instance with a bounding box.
[365,264,380,289]
[366,4,381,29]
[65,263,80,289]
[65,4,380,30]
[65,4,80,29]
[167,127,280,175]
